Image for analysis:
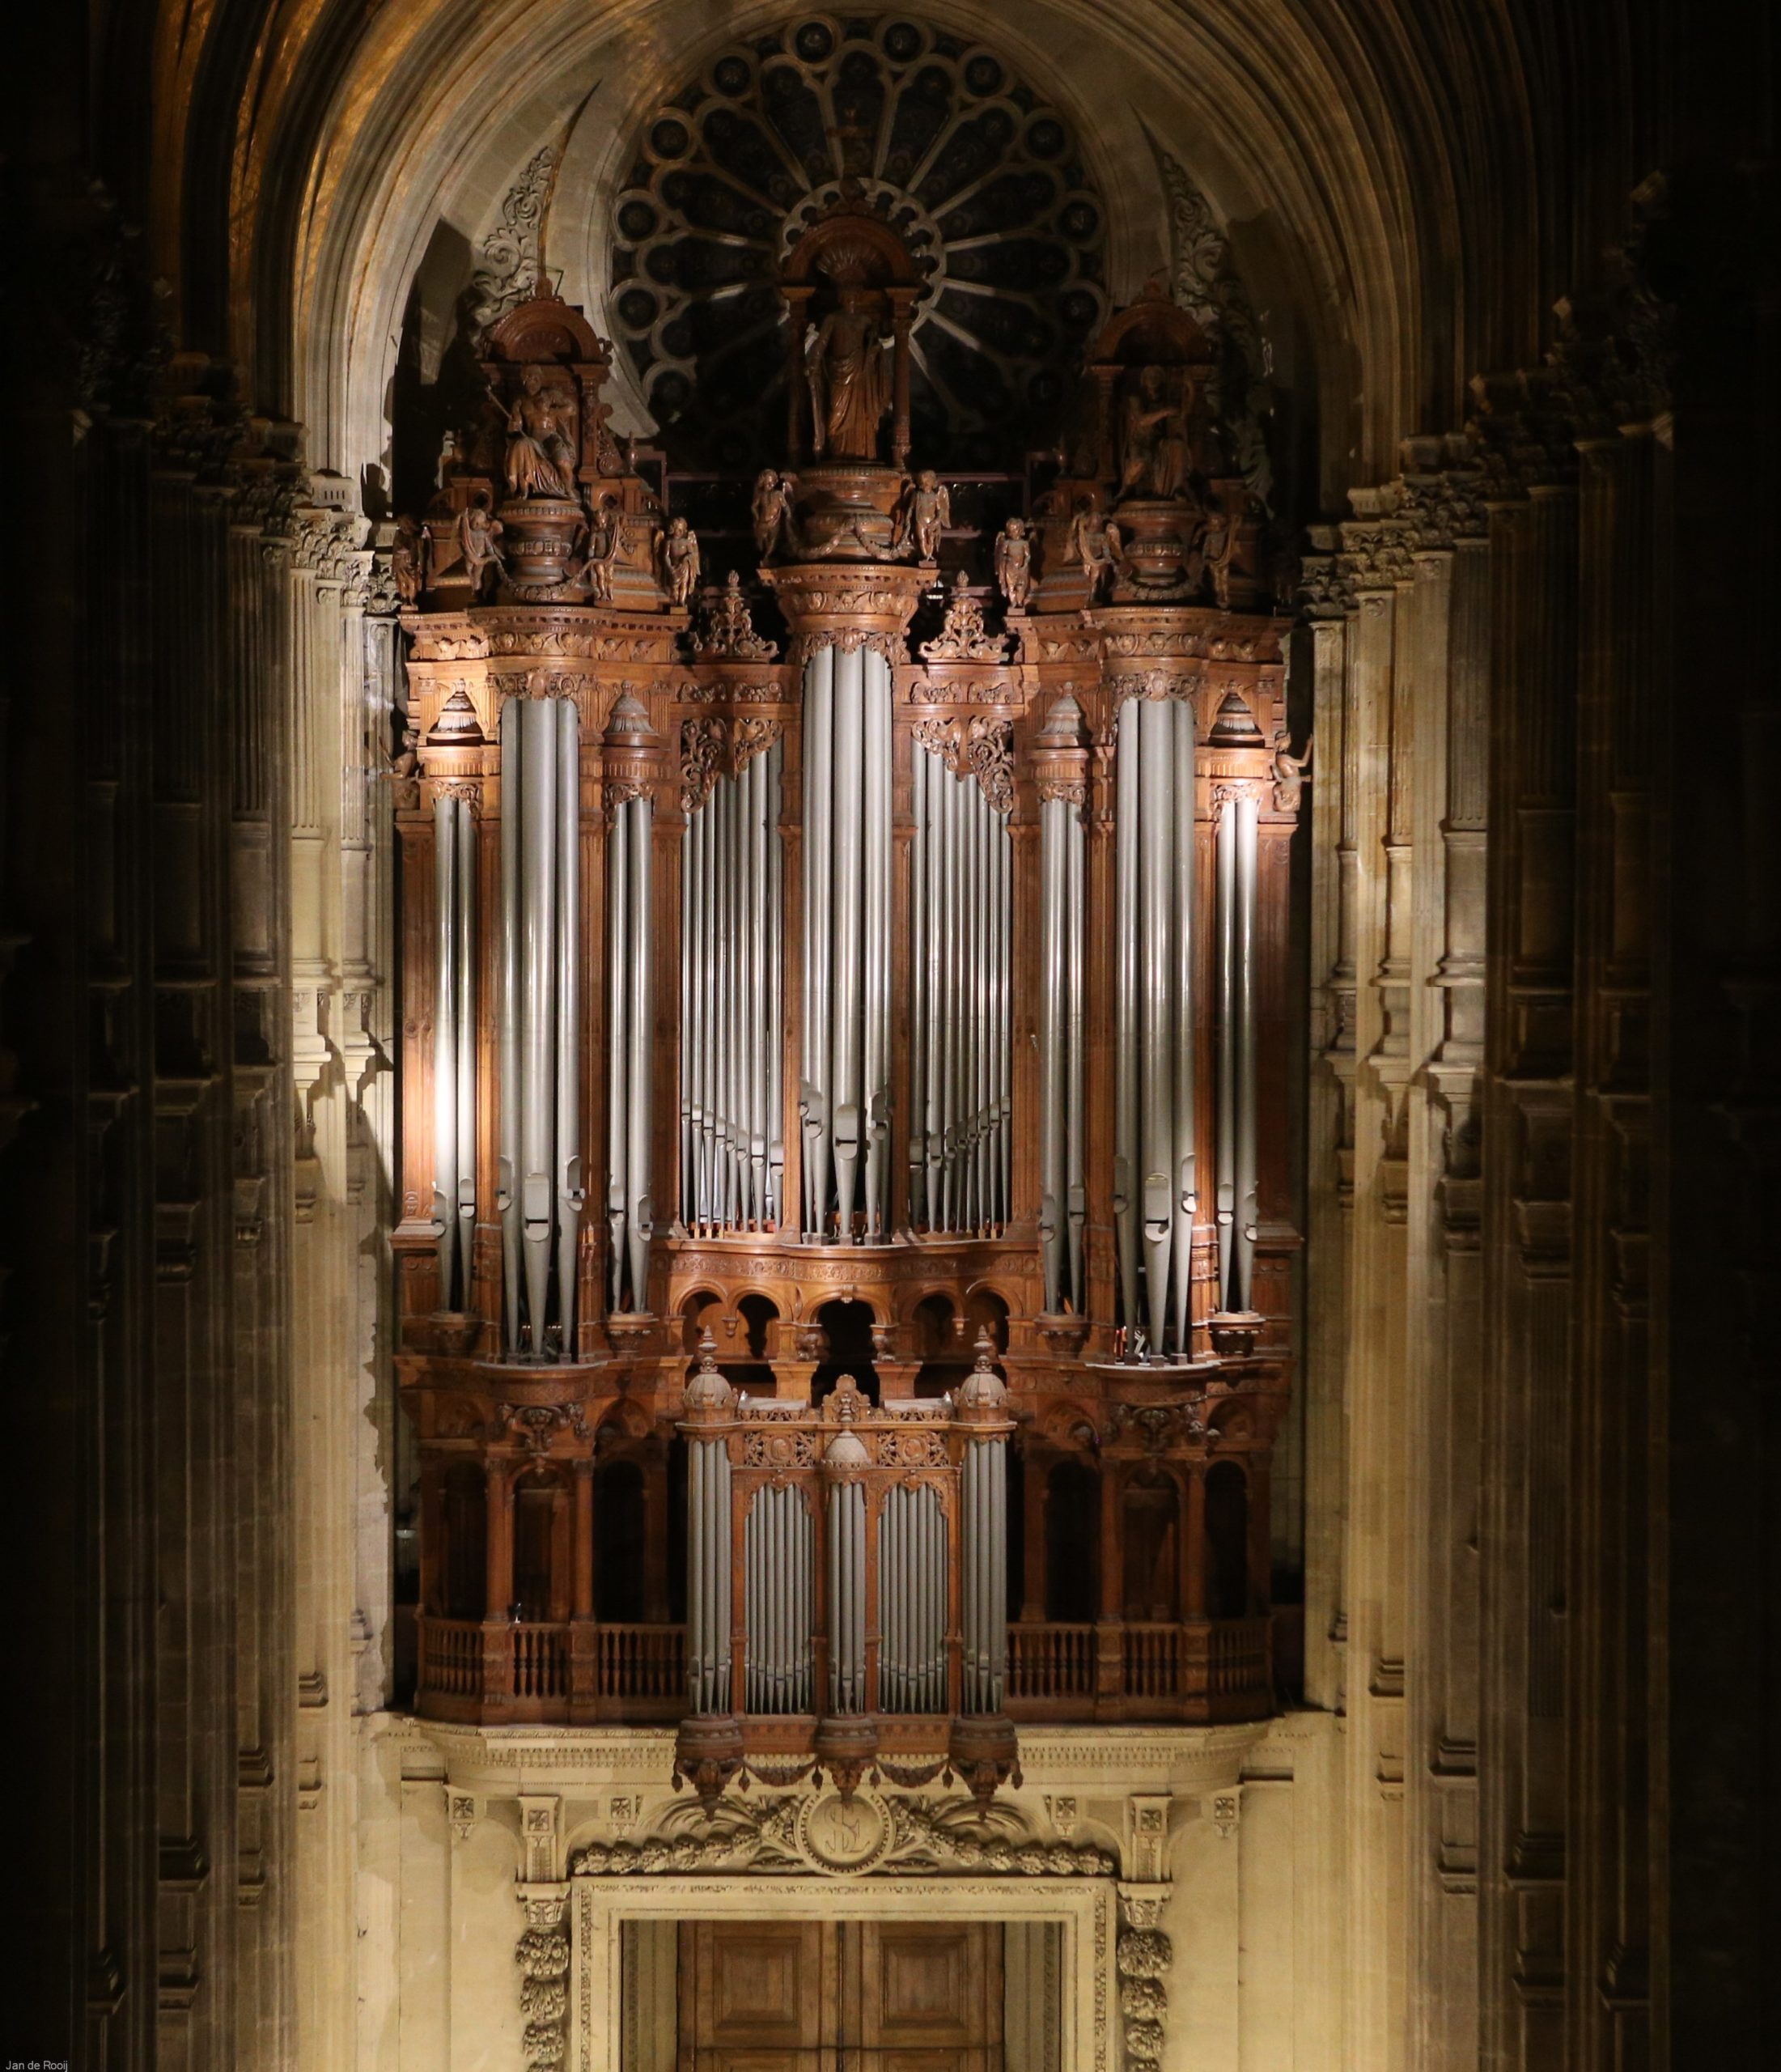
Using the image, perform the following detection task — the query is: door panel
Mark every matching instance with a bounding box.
[676,1917,1003,2071]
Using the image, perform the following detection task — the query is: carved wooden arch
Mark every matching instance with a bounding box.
[1037,1398,1102,1454]
[779,197,926,295]
[1085,284,1215,372]
[483,289,611,371]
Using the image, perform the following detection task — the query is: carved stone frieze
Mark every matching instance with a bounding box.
[570,1789,1113,1880]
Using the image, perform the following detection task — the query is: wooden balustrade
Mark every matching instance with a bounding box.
[1006,1615,1273,1722]
[417,1612,1269,1723]
[416,1616,688,1722]
[1006,1622,1096,1701]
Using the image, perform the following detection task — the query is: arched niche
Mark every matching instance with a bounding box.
[1044,1456,1100,1623]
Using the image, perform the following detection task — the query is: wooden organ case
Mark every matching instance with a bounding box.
[393,257,1304,1802]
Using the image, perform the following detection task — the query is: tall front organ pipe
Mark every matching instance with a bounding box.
[800,642,893,1240]
[604,694,655,1312]
[431,790,477,1308]
[1036,698,1087,1310]
[1113,694,1198,1355]
[496,695,582,1357]
[1217,792,1261,1310]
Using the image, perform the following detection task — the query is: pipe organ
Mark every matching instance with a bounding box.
[394,273,1302,1796]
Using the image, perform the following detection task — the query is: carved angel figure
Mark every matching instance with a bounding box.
[896,469,950,564]
[455,502,505,600]
[1071,497,1122,601]
[578,495,621,604]
[656,516,701,608]
[752,469,796,562]
[495,363,579,500]
[993,516,1032,609]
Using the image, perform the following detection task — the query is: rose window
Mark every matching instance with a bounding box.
[609,13,1109,468]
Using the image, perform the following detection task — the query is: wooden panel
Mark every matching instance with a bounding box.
[673,1917,1004,2071]
[853,1920,1003,2072]
[680,1918,829,2070]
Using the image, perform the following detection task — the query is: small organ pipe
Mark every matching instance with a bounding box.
[766,741,785,1221]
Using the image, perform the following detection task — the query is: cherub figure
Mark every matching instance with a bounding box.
[579,495,621,604]
[1071,496,1122,601]
[388,720,421,784]
[897,468,950,564]
[455,501,505,600]
[993,516,1032,610]
[391,513,426,606]
[656,516,701,608]
[752,469,796,562]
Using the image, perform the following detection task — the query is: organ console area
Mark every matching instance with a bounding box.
[392,227,1304,1800]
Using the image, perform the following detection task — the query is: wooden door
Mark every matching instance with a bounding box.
[676,1918,1003,2070]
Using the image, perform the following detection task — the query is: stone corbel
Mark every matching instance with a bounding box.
[447,1790,481,1843]
[1207,1789,1241,1840]
[519,1794,562,1883]
[1122,1793,1173,1883]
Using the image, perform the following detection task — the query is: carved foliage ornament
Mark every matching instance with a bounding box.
[680,714,784,812]
[570,1789,1113,1879]
[515,1891,570,2072]
[913,714,1015,815]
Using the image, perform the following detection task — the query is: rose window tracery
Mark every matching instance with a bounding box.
[609,14,1109,468]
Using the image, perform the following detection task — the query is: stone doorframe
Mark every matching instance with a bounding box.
[565,1875,1115,2072]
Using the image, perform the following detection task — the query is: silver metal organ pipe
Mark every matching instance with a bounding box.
[863,652,890,1234]
[1139,696,1174,1353]
[1215,799,1237,1306]
[1113,702,1141,1332]
[432,792,459,1301]
[519,698,558,1350]
[1170,697,1197,1352]
[907,745,927,1223]
[1234,793,1260,1310]
[498,698,522,1350]
[605,797,630,1310]
[1038,796,1066,1310]
[801,647,834,1236]
[766,741,785,1223]
[829,644,863,1235]
[554,697,581,1352]
[623,792,653,1310]
[1064,788,1086,1308]
[452,798,477,1310]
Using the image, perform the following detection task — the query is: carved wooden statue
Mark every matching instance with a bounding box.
[657,516,701,607]
[993,516,1032,609]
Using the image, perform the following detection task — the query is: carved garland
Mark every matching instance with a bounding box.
[515,1894,570,2072]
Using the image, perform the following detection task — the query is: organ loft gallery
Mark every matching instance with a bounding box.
[9,2,1777,2069]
